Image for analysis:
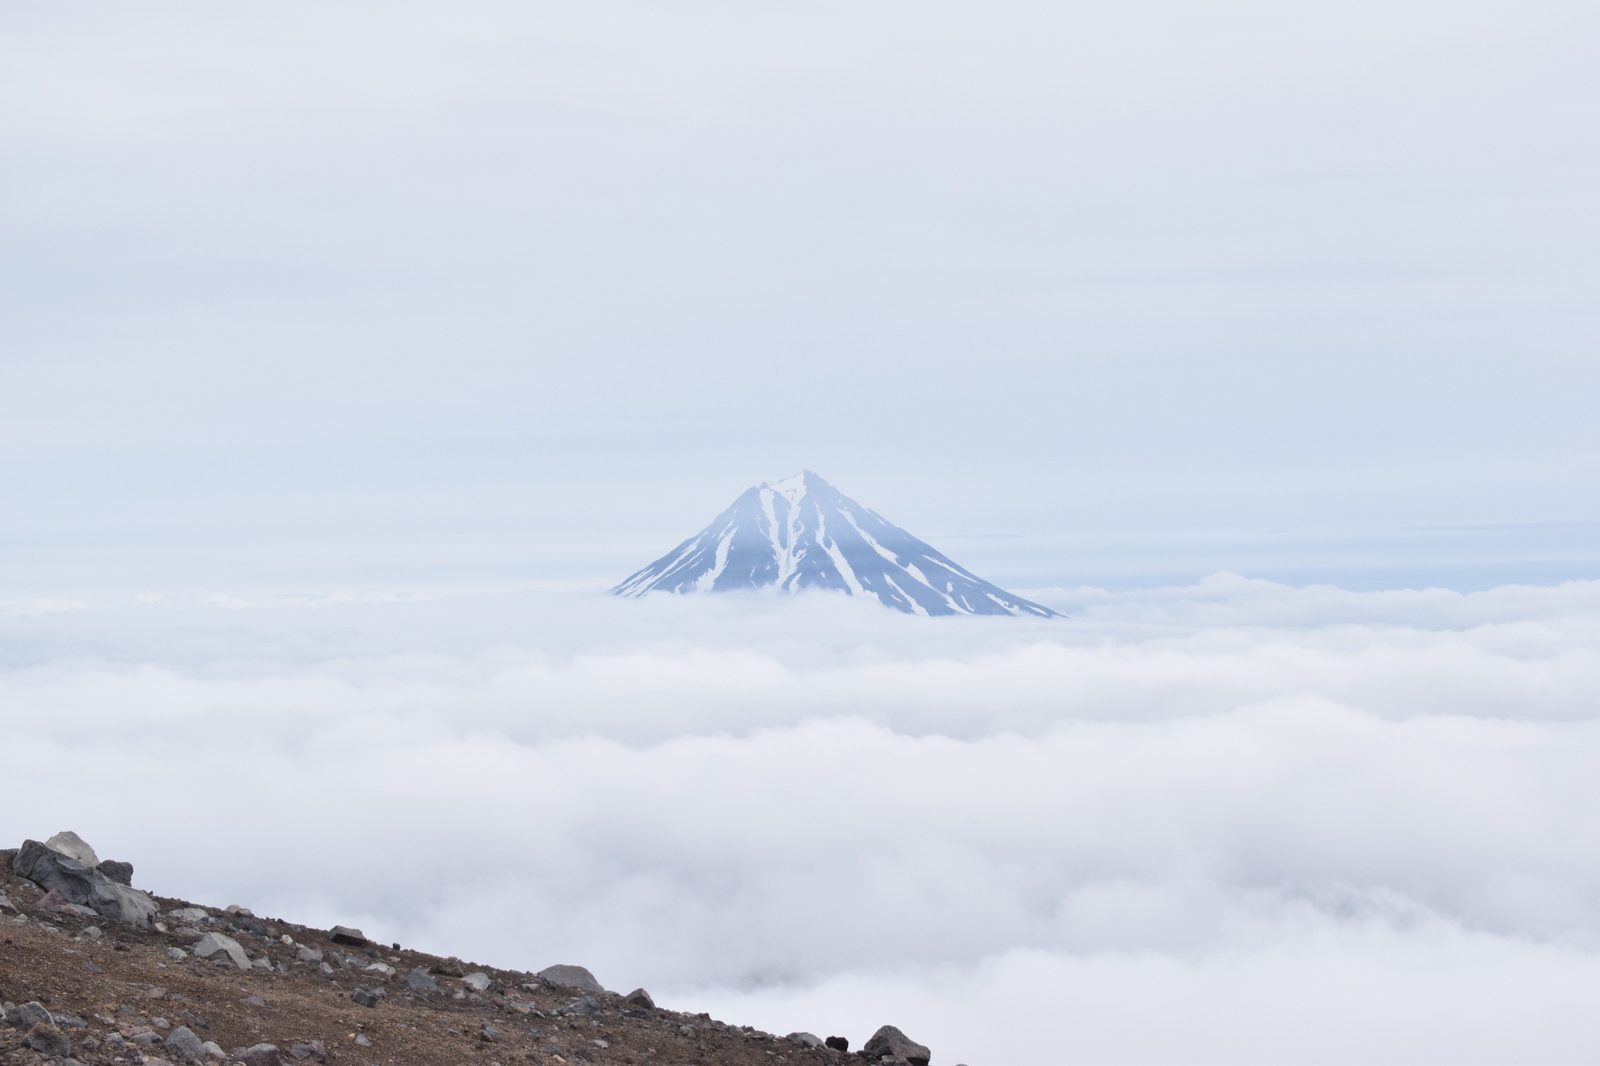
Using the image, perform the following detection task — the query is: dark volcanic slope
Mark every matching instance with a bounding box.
[0,853,909,1066]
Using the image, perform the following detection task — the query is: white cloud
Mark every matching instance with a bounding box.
[4,578,1600,1061]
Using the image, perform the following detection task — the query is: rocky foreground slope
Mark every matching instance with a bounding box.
[1,836,939,1066]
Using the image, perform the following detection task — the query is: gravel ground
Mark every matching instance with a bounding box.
[0,855,860,1066]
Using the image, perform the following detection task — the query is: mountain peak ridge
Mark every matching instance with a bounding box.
[614,473,1055,617]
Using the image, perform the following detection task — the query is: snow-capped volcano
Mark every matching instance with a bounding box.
[613,471,1056,617]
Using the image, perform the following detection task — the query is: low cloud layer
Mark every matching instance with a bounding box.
[4,576,1600,1062]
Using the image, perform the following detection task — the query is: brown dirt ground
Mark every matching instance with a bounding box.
[0,854,858,1066]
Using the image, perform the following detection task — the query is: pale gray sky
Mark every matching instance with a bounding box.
[3,1,1597,592]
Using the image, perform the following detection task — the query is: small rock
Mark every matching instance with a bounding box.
[36,887,69,911]
[25,1021,72,1056]
[167,907,210,922]
[82,960,104,973]
[232,914,270,936]
[63,902,101,917]
[241,995,267,1007]
[225,905,255,917]
[625,988,655,1009]
[351,987,384,1008]
[192,931,252,970]
[404,968,439,991]
[318,961,334,975]
[555,996,603,1017]
[329,925,367,945]
[481,1025,502,1042]
[166,1025,207,1062]
[296,944,324,963]
[238,1042,283,1066]
[365,962,396,976]
[97,859,135,885]
[354,1034,373,1047]
[153,1016,171,1029]
[536,964,604,993]
[134,1030,165,1048]
[201,1040,227,1059]
[862,1026,930,1066]
[45,830,100,867]
[169,947,189,960]
[462,972,492,992]
[85,926,103,940]
[787,1033,823,1049]
[252,956,273,969]
[825,1036,850,1052]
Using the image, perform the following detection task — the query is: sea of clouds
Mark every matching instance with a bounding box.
[4,575,1600,1064]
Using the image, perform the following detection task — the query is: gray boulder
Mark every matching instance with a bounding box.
[787,1033,824,1048]
[5,1001,52,1028]
[238,1043,283,1066]
[45,831,99,867]
[288,1040,326,1061]
[537,964,604,993]
[826,1036,850,1052]
[191,932,251,970]
[404,968,439,991]
[862,1026,930,1066]
[351,987,383,1008]
[166,1026,207,1062]
[24,1021,70,1057]
[461,972,491,992]
[12,840,157,927]
[625,988,655,1009]
[295,944,324,963]
[97,859,134,885]
[329,925,367,945]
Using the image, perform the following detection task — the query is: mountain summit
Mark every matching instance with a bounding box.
[613,471,1055,617]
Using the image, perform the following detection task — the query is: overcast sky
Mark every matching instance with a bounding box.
[2,1,1598,593]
